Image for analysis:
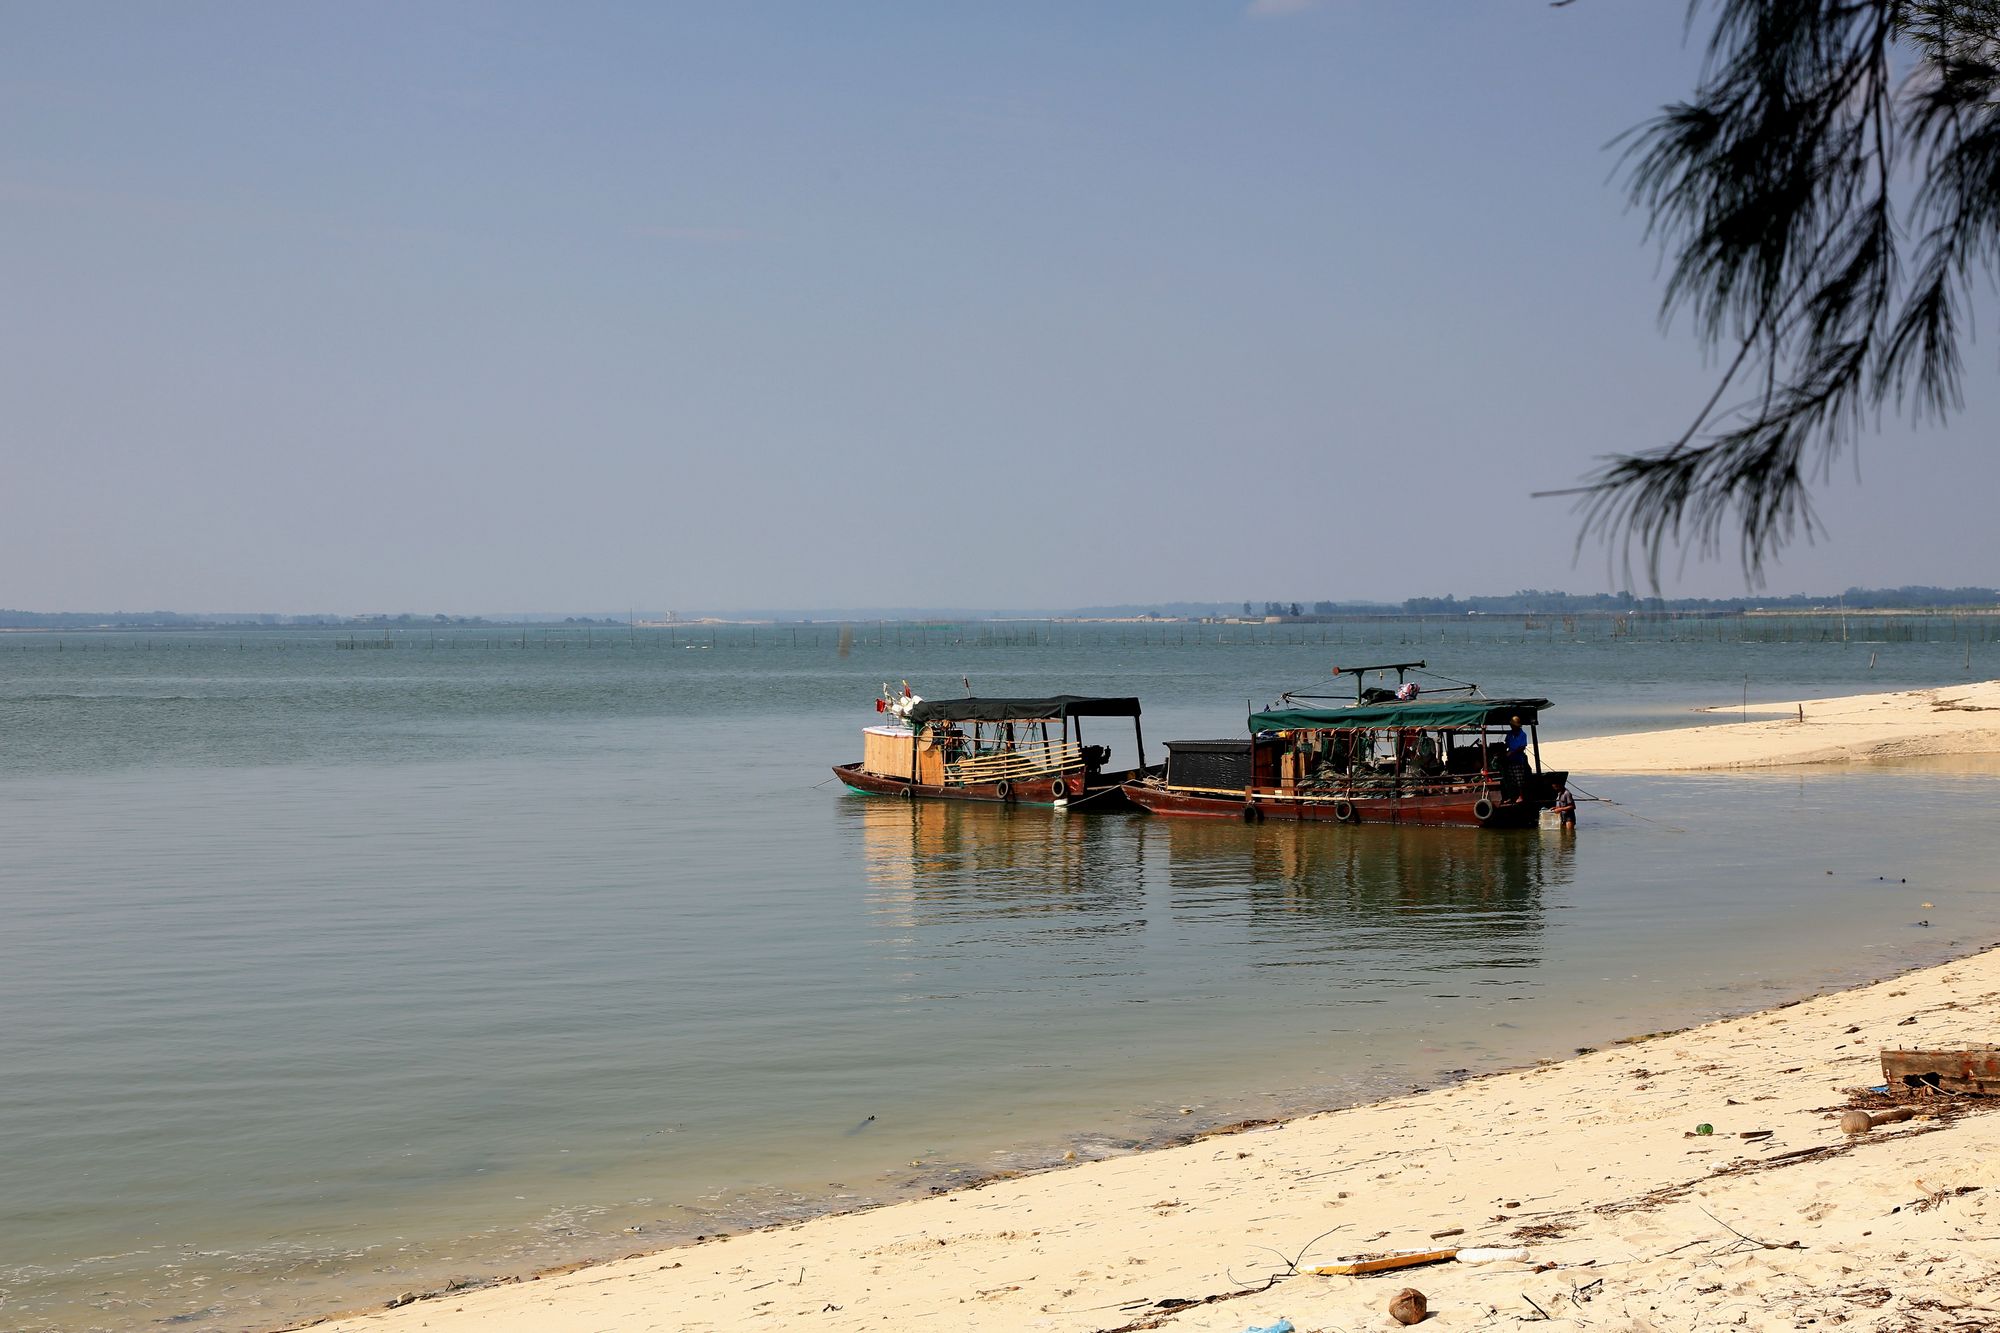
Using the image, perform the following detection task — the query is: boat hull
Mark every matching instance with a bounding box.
[833,761,1149,809]
[1122,772,1567,828]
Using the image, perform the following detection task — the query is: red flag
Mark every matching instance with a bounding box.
[875,698,886,712]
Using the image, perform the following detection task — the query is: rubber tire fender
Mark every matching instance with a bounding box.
[1050,778,1068,799]
[1473,797,1496,822]
[1332,799,1355,823]
[994,779,1013,802]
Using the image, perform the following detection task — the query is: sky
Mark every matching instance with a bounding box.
[5,1,1995,615]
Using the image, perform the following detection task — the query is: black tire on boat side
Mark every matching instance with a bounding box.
[994,779,1013,802]
[1473,797,1495,821]
[1333,799,1355,823]
[1050,778,1068,799]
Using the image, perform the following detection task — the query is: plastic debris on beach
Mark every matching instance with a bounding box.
[1456,1246,1529,1264]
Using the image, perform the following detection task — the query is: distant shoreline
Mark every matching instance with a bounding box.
[5,605,1997,633]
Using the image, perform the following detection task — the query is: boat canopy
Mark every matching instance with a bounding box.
[907,695,1142,726]
[1250,698,1551,732]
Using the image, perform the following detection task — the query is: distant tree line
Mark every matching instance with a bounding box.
[1179,586,1996,618]
[1390,586,1997,616]
[1092,587,1999,620]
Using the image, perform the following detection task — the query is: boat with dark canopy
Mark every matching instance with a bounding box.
[834,693,1154,807]
[1122,661,1567,827]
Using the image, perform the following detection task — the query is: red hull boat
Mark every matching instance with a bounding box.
[1122,665,1567,829]
[1120,770,1559,828]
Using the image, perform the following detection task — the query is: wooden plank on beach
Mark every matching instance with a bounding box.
[1309,1247,1459,1277]
[1881,1046,2000,1095]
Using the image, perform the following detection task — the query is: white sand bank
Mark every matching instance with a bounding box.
[298,944,2000,1333]
[1546,679,2000,774]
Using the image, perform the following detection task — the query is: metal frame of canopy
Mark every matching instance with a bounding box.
[896,696,1147,788]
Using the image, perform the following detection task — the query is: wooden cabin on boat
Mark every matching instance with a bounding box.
[834,695,1153,807]
[1123,697,1566,827]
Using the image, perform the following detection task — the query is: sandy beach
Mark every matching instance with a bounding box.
[285,681,2000,1333]
[298,942,2000,1333]
[1547,678,2000,773]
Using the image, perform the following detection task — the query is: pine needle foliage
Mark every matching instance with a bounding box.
[1572,0,2000,582]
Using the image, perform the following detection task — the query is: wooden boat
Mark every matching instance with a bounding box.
[833,694,1155,807]
[1123,664,1566,828]
[1880,1047,2000,1095]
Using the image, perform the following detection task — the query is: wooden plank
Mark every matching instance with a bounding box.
[1246,787,1343,803]
[1309,1248,1459,1277]
[1881,1047,2000,1095]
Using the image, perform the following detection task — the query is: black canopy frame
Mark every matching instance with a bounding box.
[906,696,1141,725]
[903,695,1146,773]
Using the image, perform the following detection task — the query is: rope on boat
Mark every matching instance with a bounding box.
[1565,781,1687,833]
[1414,667,1485,696]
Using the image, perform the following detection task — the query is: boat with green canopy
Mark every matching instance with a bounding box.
[1121,661,1567,827]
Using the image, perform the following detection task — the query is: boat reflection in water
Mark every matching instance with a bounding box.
[841,796,1581,1143]
[849,796,1149,932]
[848,795,1571,971]
[1157,816,1573,971]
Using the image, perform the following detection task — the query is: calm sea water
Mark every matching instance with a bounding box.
[2,620,1995,1332]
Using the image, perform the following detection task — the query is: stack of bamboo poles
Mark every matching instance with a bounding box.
[946,740,1082,784]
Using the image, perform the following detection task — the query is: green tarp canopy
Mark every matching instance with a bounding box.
[1249,697,1550,732]
[907,695,1142,726]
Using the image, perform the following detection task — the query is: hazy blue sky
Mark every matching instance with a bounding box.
[6,2,1994,613]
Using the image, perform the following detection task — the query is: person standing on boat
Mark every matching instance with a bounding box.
[1502,715,1530,799]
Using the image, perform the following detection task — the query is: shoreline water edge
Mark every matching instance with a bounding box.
[288,682,2000,1333]
[299,945,2000,1333]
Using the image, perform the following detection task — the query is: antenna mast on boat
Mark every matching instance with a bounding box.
[1276,661,1482,708]
[1330,659,1427,705]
